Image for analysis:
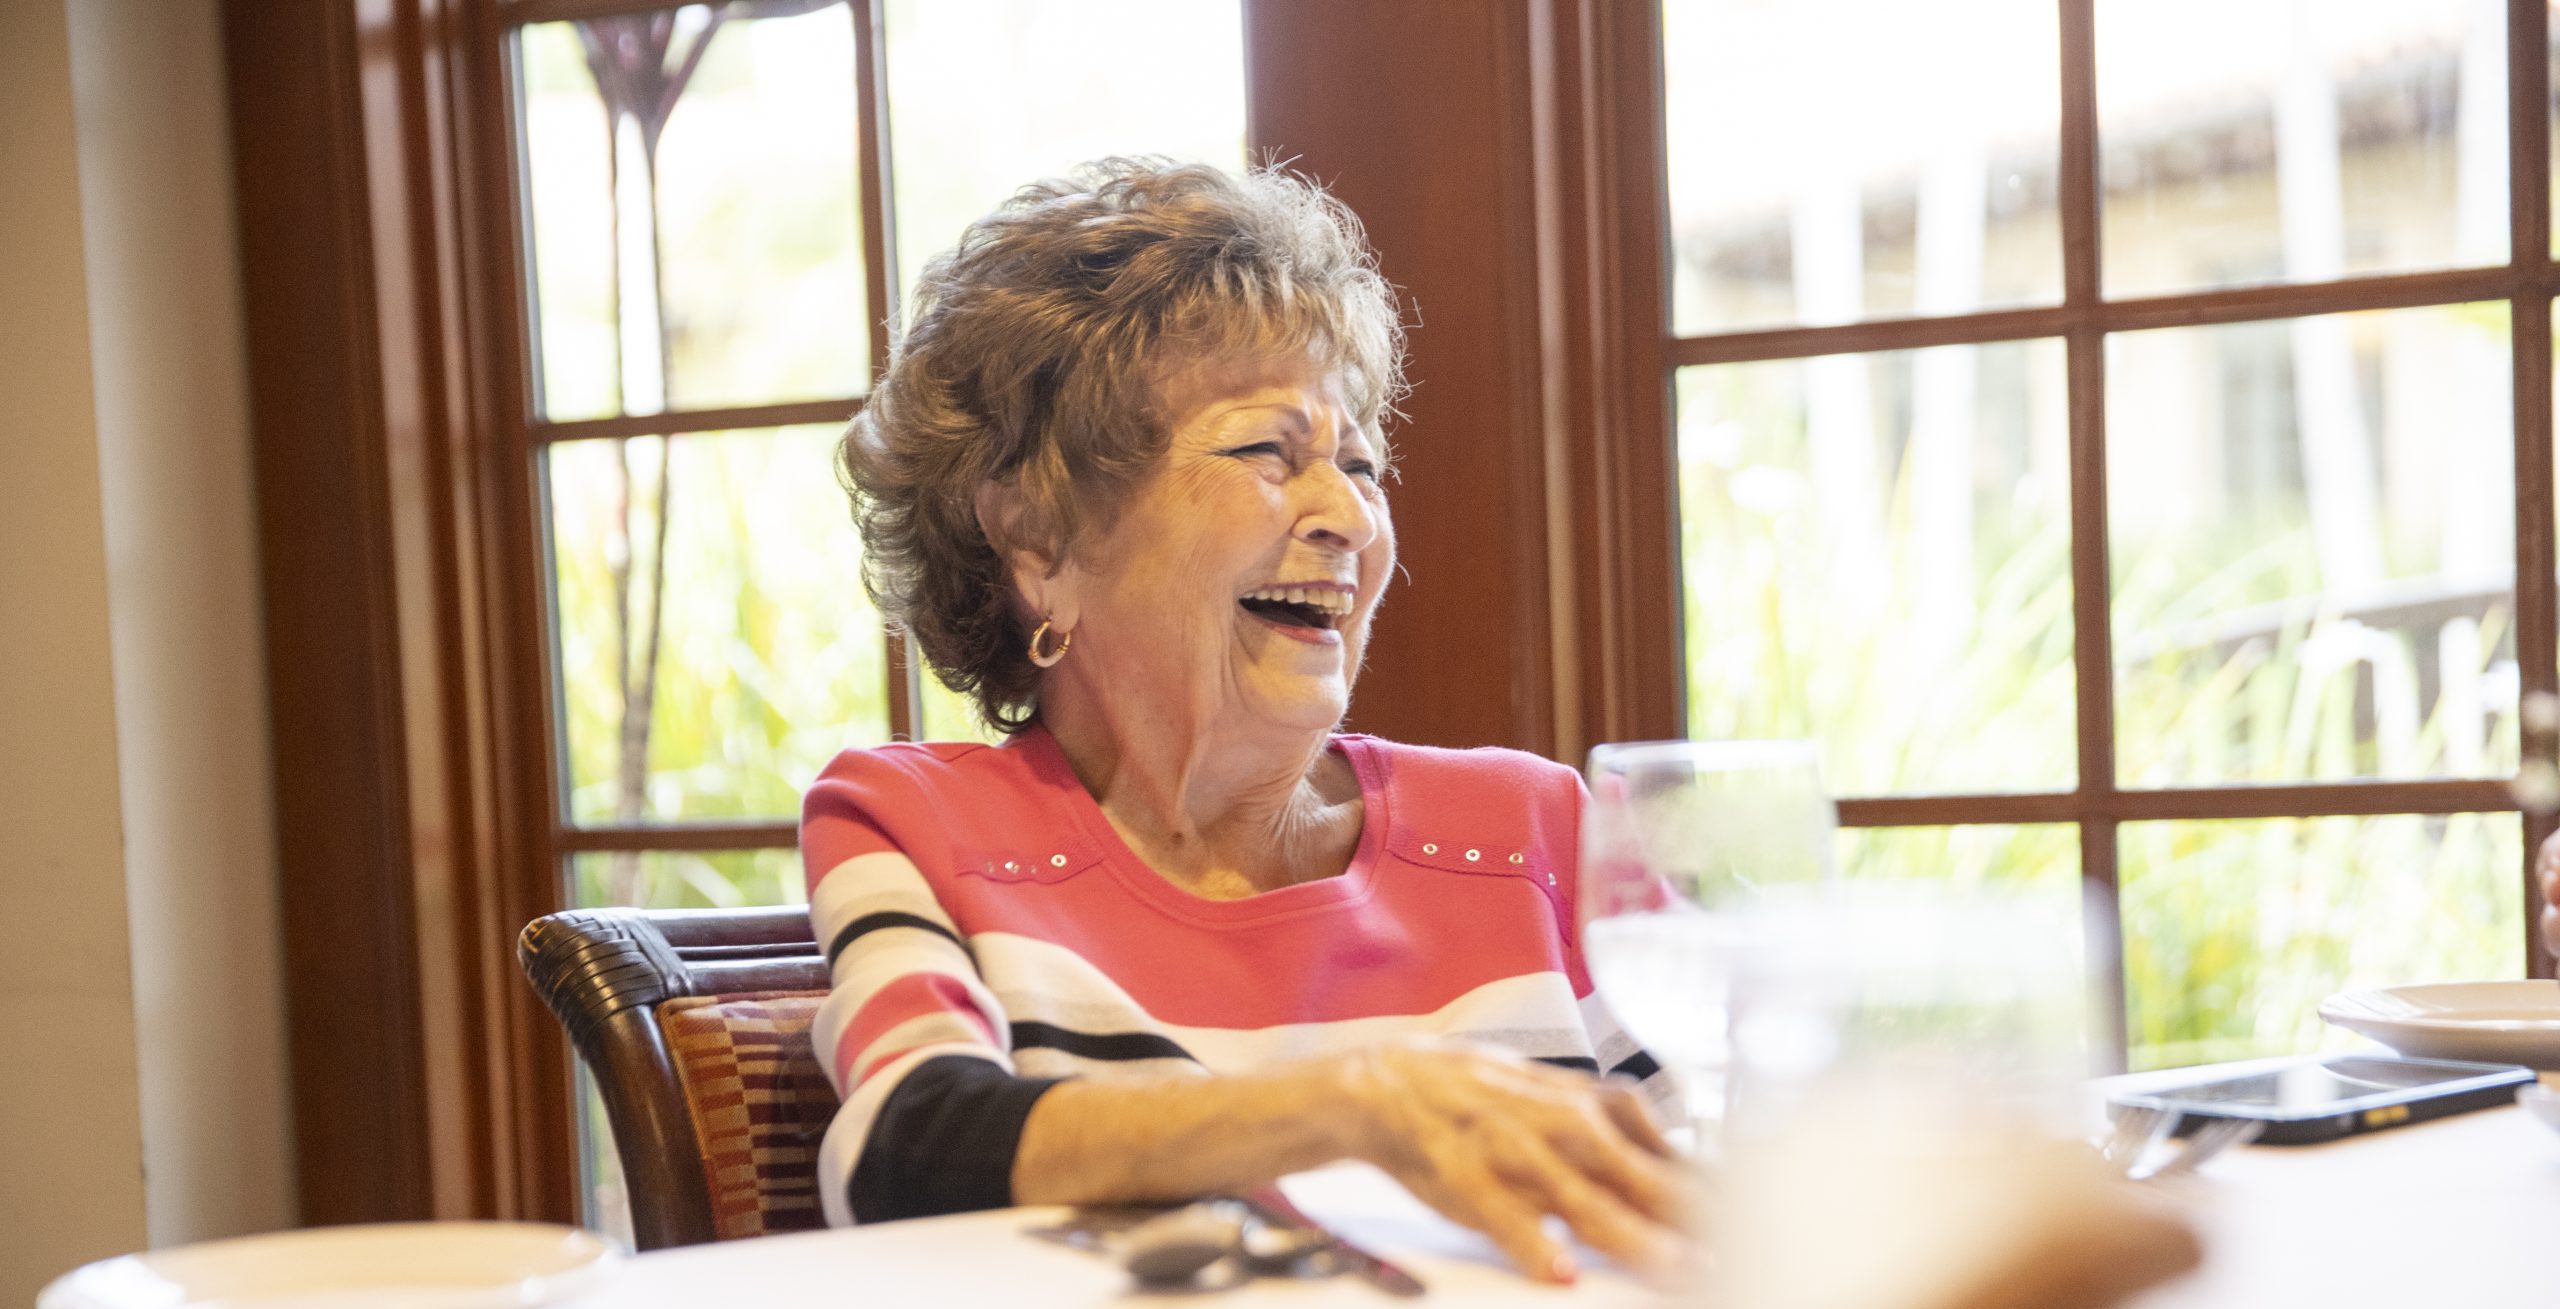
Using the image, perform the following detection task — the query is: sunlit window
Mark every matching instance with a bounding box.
[1661,0,2537,1073]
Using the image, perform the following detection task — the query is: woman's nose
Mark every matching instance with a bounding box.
[1294,462,1380,552]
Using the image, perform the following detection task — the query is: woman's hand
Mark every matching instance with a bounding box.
[2539,829,2560,958]
[1330,1038,1692,1284]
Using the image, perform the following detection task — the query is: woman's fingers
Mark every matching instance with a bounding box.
[1492,1060,1674,1155]
[1597,1078,1677,1158]
[1491,1134,1684,1280]
[1410,1163,1578,1284]
[1349,1042,1699,1284]
[1535,1098,1690,1226]
[1478,1062,1688,1222]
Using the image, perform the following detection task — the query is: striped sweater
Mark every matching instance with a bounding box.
[799,724,1670,1225]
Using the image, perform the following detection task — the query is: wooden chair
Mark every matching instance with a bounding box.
[517,905,836,1250]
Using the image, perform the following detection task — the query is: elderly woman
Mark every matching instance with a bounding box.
[806,158,1677,1283]
[806,158,2196,1297]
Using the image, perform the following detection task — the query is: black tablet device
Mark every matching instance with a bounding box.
[2108,1055,2531,1145]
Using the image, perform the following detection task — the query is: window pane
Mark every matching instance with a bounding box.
[2110,304,2517,786]
[1660,0,2063,336]
[517,5,867,421]
[1836,824,2090,1053]
[518,21,616,421]
[916,665,1002,745]
[2121,814,2522,1071]
[1679,342,2076,795]
[567,848,801,910]
[576,1067,630,1247]
[1839,823,2081,892]
[548,427,889,824]
[881,0,1246,298]
[2097,0,2504,299]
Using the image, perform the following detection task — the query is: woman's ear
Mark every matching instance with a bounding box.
[975,480,1081,631]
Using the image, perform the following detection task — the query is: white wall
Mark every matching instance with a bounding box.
[0,0,293,1298]
[0,0,151,1298]
[70,0,296,1252]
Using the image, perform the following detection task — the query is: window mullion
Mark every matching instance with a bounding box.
[2503,0,2559,980]
[556,821,798,853]
[849,0,916,742]
[2055,0,2128,1071]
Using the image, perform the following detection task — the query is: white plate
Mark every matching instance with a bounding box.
[2319,980,2560,1069]
[39,1221,619,1309]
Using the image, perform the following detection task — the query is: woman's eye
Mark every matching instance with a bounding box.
[1342,460,1380,482]
[1225,441,1287,460]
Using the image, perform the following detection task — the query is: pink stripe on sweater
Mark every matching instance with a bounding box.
[833,972,996,1088]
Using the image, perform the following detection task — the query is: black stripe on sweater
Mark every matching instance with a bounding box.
[1607,1050,1663,1081]
[1537,1051,1666,1081]
[849,1055,1062,1222]
[1008,1020,1200,1064]
[826,911,967,968]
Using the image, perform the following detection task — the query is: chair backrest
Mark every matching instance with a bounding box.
[517,906,833,1250]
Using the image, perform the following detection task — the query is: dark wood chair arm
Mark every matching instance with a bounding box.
[518,910,715,1249]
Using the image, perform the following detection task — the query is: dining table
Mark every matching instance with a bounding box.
[554,1084,2557,1308]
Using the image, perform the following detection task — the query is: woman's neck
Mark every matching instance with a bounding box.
[1034,683,1357,897]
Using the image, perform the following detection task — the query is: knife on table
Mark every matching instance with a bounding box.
[1239,1184,1427,1297]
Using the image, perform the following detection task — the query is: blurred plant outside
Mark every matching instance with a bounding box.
[1677,304,2524,1070]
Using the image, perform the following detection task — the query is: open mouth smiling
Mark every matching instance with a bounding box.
[1238,584,1353,632]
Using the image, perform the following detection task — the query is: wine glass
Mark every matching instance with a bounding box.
[1577,739,1840,1131]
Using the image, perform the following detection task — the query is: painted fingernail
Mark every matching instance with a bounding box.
[1548,1251,1580,1284]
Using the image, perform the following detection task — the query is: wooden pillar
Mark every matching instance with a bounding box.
[1244,0,1680,760]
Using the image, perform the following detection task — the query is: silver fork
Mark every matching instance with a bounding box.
[2098,1105,2172,1170]
[2128,1116,2262,1182]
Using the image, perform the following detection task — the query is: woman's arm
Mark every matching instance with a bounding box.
[804,763,1045,1226]
[1013,1038,1689,1285]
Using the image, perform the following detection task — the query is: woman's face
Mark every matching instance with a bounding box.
[1041,354,1396,738]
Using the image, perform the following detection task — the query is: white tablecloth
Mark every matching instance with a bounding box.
[561,1105,2558,1307]
[561,1162,1651,1306]
[2129,1103,2555,1308]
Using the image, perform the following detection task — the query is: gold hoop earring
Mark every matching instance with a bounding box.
[1028,618,1072,669]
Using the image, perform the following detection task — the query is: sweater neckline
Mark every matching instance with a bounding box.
[1003,723,1391,925]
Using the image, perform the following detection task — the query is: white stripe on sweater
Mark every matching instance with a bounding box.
[976,932,1601,1069]
[811,850,962,948]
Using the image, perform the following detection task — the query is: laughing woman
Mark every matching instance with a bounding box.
[804,158,2200,1300]
[806,158,1681,1283]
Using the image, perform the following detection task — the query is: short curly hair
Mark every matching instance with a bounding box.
[838,157,1408,733]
